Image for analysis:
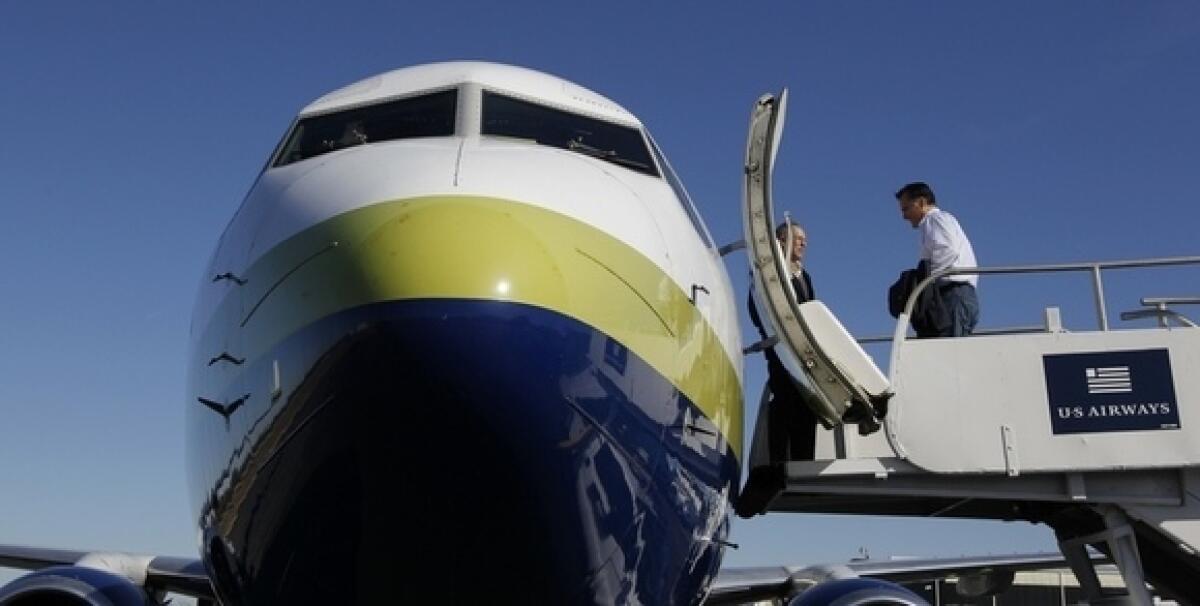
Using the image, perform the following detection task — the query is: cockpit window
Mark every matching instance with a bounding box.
[272,89,457,167]
[647,135,716,249]
[482,91,658,177]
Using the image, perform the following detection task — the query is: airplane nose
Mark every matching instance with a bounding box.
[207,194,738,604]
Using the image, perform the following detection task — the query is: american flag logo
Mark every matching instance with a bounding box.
[1086,366,1133,394]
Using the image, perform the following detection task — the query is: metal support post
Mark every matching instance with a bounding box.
[1091,264,1109,331]
[1058,534,1105,603]
[1101,507,1154,605]
[1057,506,1154,606]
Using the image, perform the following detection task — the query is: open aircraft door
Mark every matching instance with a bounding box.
[742,90,892,434]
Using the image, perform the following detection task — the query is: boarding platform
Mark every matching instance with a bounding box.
[737,91,1200,604]
[754,289,1200,605]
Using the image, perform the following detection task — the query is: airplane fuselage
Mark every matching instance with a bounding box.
[185,62,744,604]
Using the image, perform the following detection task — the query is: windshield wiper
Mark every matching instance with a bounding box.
[567,139,615,157]
[566,139,652,172]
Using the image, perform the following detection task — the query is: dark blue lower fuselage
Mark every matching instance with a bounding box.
[189,299,740,604]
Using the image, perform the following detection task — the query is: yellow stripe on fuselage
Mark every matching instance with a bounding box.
[204,195,742,458]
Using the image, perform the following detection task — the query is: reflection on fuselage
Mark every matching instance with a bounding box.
[192,300,736,603]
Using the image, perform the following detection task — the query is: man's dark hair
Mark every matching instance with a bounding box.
[895,182,936,206]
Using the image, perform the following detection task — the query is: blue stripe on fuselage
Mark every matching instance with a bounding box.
[194,299,739,605]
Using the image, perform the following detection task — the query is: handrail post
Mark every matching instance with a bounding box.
[1091,264,1109,331]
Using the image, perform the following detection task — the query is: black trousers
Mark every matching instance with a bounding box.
[765,355,817,461]
[737,354,817,517]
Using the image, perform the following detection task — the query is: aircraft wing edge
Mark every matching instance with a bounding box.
[703,565,792,605]
[843,551,1073,582]
[707,552,1082,604]
[0,544,89,570]
[0,544,214,600]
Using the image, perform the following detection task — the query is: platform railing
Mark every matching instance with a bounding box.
[1122,296,1200,328]
[886,255,1200,381]
[856,325,1045,345]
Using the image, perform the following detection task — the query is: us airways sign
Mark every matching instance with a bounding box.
[1043,349,1180,435]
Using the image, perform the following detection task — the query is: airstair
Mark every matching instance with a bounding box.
[737,91,1200,605]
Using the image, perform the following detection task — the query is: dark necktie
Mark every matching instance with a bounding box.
[793,272,810,302]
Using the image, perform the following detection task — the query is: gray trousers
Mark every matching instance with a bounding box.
[940,282,979,337]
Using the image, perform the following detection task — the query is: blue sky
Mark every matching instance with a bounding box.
[1,0,1198,586]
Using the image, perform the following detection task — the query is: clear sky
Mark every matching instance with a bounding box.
[2,0,1199,590]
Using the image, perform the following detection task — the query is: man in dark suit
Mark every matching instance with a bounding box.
[738,222,819,517]
[750,222,818,459]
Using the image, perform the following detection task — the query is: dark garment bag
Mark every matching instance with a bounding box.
[888,259,950,338]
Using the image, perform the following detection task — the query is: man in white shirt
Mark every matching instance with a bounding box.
[896,182,979,337]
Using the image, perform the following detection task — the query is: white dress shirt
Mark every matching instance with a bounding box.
[918,207,978,287]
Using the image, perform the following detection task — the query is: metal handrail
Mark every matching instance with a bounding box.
[1142,296,1200,307]
[857,325,1046,345]
[1124,297,1200,328]
[900,256,1200,332]
[1119,309,1199,328]
[889,255,1200,383]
